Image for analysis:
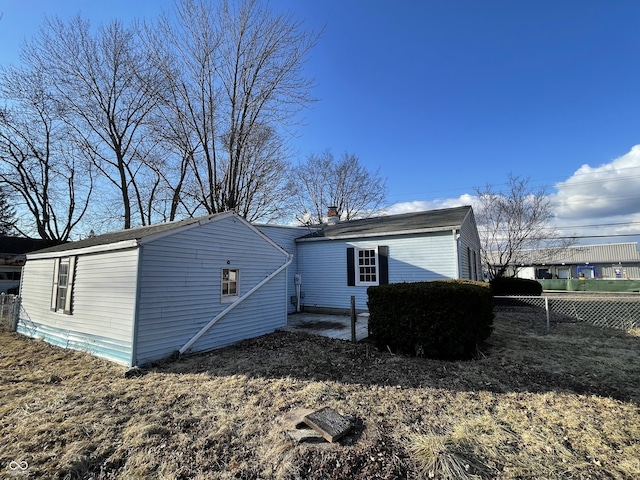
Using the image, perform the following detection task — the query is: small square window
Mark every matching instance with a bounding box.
[222,268,239,302]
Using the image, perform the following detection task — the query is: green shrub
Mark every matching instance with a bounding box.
[367,280,494,360]
[489,277,542,296]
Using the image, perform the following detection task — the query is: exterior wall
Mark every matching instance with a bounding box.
[458,211,482,281]
[598,263,640,279]
[257,224,317,313]
[498,243,640,281]
[514,267,536,280]
[511,263,640,280]
[134,216,289,365]
[296,231,456,311]
[17,248,139,365]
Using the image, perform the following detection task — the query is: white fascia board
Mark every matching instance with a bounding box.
[27,240,140,260]
[295,225,462,242]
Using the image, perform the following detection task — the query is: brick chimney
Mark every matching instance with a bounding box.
[326,206,339,225]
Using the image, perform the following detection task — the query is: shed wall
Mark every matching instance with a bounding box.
[134,216,288,365]
[17,248,138,364]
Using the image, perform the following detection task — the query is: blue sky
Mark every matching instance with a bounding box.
[1,1,640,244]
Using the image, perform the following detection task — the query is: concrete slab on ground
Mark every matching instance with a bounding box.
[284,312,369,342]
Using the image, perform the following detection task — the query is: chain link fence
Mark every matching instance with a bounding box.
[495,294,640,332]
[0,294,20,331]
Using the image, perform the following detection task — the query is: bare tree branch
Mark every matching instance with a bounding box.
[475,174,574,279]
[290,151,387,225]
[0,63,92,241]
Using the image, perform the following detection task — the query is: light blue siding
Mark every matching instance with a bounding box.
[18,249,138,365]
[134,216,289,365]
[458,210,482,280]
[16,321,132,364]
[297,232,456,310]
[257,224,316,313]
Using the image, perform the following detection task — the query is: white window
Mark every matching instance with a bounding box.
[221,268,239,302]
[51,257,75,314]
[356,248,378,286]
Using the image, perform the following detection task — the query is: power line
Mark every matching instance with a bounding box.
[558,221,640,229]
[558,233,640,239]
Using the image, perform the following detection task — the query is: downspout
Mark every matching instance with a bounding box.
[453,229,461,279]
[179,254,293,355]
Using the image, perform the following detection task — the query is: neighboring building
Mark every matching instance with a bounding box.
[0,237,58,293]
[17,212,291,366]
[504,243,640,280]
[18,206,481,365]
[259,205,481,312]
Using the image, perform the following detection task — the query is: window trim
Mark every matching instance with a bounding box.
[221,268,240,303]
[51,256,75,314]
[355,247,379,286]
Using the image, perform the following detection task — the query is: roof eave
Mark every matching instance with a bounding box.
[295,225,462,242]
[27,239,140,260]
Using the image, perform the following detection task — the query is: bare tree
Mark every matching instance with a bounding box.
[26,15,162,230]
[0,63,92,241]
[291,151,387,225]
[145,0,318,222]
[0,185,17,235]
[475,174,573,279]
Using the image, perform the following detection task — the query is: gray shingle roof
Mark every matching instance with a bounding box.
[297,206,473,241]
[31,213,228,255]
[0,236,59,254]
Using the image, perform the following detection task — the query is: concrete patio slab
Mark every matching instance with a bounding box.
[283,312,369,342]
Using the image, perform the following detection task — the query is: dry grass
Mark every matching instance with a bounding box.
[1,307,640,479]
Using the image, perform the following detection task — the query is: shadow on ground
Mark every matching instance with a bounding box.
[154,308,640,405]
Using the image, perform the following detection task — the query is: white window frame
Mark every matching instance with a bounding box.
[355,247,379,286]
[51,256,75,314]
[221,268,239,303]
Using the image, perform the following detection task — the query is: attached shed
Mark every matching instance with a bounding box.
[278,206,481,312]
[17,212,291,366]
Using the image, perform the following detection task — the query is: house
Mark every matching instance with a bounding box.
[17,212,291,366]
[259,205,481,312]
[0,236,57,293]
[503,242,640,280]
[17,205,481,365]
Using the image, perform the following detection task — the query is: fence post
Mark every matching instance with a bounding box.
[350,296,356,343]
[545,296,550,334]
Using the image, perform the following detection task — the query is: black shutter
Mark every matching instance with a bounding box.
[378,246,389,285]
[347,247,355,286]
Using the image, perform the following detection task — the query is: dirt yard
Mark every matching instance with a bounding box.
[1,307,639,479]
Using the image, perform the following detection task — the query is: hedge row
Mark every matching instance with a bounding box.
[489,277,542,296]
[367,280,494,361]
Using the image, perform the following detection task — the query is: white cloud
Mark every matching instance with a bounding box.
[384,147,640,246]
[551,145,640,220]
[384,194,476,215]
